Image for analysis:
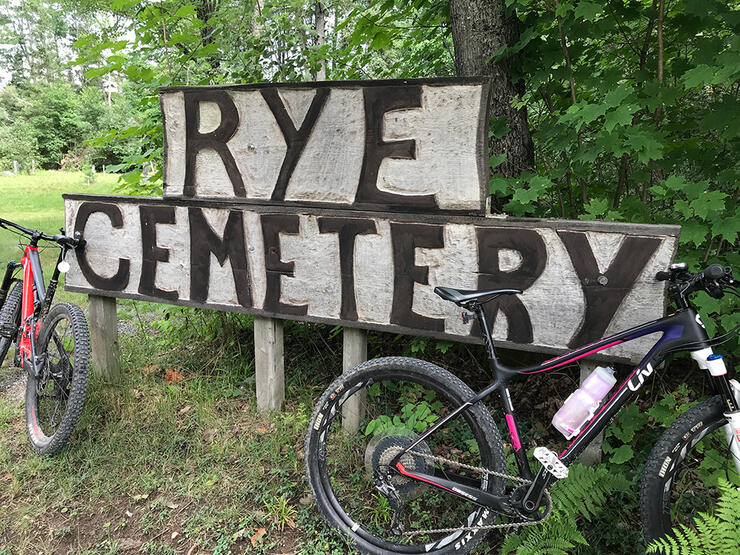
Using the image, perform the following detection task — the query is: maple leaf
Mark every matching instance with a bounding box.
[574,1,602,21]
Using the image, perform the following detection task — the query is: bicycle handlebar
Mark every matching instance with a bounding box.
[656,262,736,306]
[0,217,84,249]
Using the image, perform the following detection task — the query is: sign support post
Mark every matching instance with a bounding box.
[342,327,367,432]
[254,316,285,412]
[88,295,121,382]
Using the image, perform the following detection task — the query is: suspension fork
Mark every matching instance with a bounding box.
[0,261,21,307]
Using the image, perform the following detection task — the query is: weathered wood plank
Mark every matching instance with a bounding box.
[342,327,367,433]
[64,195,680,363]
[88,295,120,381]
[160,78,490,214]
[254,316,284,412]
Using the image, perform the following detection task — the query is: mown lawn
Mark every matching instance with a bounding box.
[0,171,118,307]
[0,171,116,264]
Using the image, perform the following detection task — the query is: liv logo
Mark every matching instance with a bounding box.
[628,363,655,391]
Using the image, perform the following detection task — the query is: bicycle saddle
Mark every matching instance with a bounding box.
[434,286,522,306]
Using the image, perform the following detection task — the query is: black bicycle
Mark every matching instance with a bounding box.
[0,217,89,455]
[304,263,739,553]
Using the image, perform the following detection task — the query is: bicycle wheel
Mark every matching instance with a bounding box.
[25,302,90,455]
[305,357,507,554]
[640,395,740,545]
[0,280,22,366]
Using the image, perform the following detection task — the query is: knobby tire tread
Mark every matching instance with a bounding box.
[640,395,727,545]
[0,281,22,366]
[25,302,90,455]
[305,356,507,555]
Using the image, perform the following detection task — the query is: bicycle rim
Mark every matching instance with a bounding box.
[312,369,500,552]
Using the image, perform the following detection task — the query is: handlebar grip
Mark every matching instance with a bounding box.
[655,271,671,281]
[703,264,725,281]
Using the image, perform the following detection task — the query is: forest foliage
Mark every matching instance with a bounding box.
[0,0,738,351]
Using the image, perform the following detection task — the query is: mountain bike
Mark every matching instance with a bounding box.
[304,262,739,554]
[0,217,90,455]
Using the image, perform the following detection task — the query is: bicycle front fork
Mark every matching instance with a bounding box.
[724,379,740,476]
[0,261,20,307]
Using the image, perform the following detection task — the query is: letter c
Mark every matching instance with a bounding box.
[73,202,131,291]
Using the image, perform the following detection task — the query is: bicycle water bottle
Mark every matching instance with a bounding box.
[552,366,617,439]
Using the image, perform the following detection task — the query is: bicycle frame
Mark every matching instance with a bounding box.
[1,240,65,378]
[392,304,739,516]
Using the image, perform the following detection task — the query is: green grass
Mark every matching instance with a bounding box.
[0,311,347,553]
[0,171,118,307]
[0,170,116,264]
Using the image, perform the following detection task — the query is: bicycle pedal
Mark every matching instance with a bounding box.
[534,447,568,479]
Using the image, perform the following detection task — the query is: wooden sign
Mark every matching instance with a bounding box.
[64,195,679,363]
[159,78,491,214]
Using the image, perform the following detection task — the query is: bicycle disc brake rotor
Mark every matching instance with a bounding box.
[365,432,432,499]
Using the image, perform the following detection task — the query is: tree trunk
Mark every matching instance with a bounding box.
[449,0,533,179]
[314,2,327,80]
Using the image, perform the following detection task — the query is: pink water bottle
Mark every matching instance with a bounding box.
[552,366,616,439]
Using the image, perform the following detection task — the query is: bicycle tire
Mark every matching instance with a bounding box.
[305,356,507,554]
[0,280,22,366]
[25,302,90,455]
[640,395,740,545]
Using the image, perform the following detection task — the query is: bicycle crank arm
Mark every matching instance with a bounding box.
[395,462,515,515]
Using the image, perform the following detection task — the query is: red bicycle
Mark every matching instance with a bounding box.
[0,217,89,455]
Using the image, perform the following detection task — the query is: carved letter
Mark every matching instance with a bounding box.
[558,231,661,347]
[317,217,377,320]
[260,88,330,201]
[356,86,437,210]
[183,90,245,198]
[475,228,547,344]
[139,205,178,300]
[390,222,444,331]
[73,202,130,291]
[260,214,307,315]
[188,208,252,307]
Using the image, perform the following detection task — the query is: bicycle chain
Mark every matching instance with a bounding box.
[400,449,552,538]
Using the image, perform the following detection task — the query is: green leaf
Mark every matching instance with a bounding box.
[604,104,636,132]
[175,5,197,18]
[682,64,716,88]
[680,221,710,247]
[489,153,506,168]
[490,176,512,195]
[662,175,688,191]
[609,445,634,465]
[711,216,740,243]
[628,130,663,163]
[580,198,608,219]
[604,84,633,108]
[574,1,603,21]
[579,102,608,124]
[555,1,574,18]
[689,190,728,219]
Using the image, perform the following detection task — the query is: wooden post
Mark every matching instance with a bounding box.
[578,359,604,466]
[88,295,120,382]
[254,316,284,412]
[342,327,367,433]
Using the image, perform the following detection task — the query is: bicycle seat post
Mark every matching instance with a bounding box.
[471,302,501,377]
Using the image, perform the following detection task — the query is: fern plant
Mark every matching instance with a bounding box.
[646,479,740,555]
[500,463,630,554]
